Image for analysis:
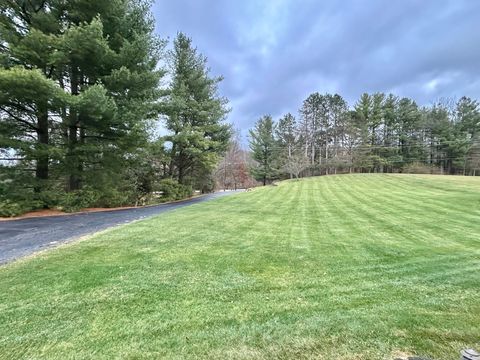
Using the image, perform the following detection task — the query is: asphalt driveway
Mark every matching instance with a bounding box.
[0,191,239,264]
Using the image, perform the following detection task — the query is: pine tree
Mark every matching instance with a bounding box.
[164,33,230,188]
[249,115,278,185]
[380,94,400,172]
[327,94,348,174]
[397,97,423,166]
[0,0,64,193]
[0,0,164,212]
[456,97,480,174]
[456,97,480,140]
[52,1,164,192]
[276,113,298,178]
[299,93,327,169]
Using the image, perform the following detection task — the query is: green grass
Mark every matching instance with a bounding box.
[1,174,479,360]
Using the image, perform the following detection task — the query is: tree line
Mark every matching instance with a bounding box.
[0,0,230,216]
[2,1,479,216]
[249,93,480,184]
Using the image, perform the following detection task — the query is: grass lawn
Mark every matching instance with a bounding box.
[0,174,479,359]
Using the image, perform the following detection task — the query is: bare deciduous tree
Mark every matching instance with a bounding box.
[216,131,256,189]
[283,152,309,179]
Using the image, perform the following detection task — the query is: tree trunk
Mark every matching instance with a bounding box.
[325,144,329,175]
[68,123,79,191]
[67,68,80,191]
[178,165,184,184]
[223,160,226,191]
[311,143,315,165]
[35,105,49,193]
[317,146,320,176]
[288,144,293,179]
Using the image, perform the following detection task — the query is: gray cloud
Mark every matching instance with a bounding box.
[153,0,480,137]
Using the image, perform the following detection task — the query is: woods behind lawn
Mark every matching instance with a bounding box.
[0,174,479,360]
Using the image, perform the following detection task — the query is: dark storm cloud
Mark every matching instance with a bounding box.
[153,0,480,135]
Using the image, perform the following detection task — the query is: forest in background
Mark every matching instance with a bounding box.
[248,93,480,185]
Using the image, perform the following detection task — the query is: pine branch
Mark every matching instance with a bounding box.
[0,107,38,131]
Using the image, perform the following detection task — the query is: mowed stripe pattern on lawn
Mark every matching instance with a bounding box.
[0,174,479,360]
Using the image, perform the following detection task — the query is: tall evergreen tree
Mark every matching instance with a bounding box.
[164,33,230,188]
[456,97,480,140]
[380,94,400,171]
[52,0,164,192]
[396,97,423,166]
[299,93,330,172]
[0,0,63,193]
[0,0,164,212]
[249,115,279,185]
[456,97,480,174]
[327,94,348,174]
[277,113,303,178]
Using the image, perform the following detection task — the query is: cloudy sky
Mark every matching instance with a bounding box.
[152,0,480,136]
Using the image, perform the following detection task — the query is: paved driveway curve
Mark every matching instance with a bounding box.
[0,191,239,264]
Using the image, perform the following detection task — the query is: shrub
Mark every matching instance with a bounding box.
[95,188,131,208]
[0,198,42,217]
[35,188,62,209]
[57,189,100,213]
[0,199,36,217]
[157,179,192,201]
